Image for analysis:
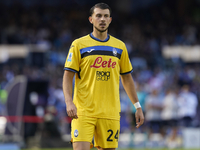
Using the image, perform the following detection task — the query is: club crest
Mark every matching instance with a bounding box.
[74,129,79,137]
[113,48,117,56]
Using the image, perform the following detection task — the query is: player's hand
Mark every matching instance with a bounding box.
[135,108,144,128]
[66,101,78,119]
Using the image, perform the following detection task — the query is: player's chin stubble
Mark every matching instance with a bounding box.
[94,26,108,33]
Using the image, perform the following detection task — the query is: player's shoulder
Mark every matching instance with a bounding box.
[109,35,126,47]
[72,34,90,44]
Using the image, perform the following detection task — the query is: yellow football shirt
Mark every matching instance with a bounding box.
[64,33,133,120]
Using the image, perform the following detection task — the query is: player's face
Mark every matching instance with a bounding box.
[89,8,112,33]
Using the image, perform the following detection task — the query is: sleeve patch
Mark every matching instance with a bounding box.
[67,53,73,62]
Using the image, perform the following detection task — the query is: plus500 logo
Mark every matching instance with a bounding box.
[90,57,116,68]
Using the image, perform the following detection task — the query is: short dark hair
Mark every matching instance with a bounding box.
[89,3,111,16]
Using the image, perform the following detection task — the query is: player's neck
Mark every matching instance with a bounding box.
[92,30,108,41]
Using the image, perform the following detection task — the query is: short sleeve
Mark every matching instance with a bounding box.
[64,40,81,73]
[120,43,133,75]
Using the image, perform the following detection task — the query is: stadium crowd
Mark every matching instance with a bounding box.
[0,0,200,148]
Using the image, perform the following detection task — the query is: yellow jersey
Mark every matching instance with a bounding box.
[64,33,133,120]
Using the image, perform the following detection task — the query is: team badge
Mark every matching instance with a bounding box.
[113,48,117,56]
[74,129,79,137]
[67,52,73,62]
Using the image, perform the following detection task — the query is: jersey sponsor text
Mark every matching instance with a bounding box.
[90,57,116,68]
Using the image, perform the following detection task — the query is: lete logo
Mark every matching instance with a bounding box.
[90,57,116,68]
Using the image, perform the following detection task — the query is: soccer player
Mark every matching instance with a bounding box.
[63,3,144,150]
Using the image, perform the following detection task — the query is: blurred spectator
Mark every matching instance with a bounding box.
[161,87,179,130]
[161,87,181,148]
[177,84,198,127]
[145,89,163,137]
[165,128,182,149]
[42,105,60,138]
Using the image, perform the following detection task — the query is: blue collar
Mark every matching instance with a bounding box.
[90,33,110,42]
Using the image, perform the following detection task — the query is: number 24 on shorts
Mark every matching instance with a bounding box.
[107,129,119,141]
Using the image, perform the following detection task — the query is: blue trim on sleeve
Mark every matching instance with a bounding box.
[64,68,78,73]
[120,69,133,75]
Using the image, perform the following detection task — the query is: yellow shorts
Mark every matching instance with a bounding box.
[71,115,120,148]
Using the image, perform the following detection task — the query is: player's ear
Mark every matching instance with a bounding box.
[89,16,93,24]
[109,17,112,24]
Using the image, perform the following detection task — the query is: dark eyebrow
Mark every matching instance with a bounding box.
[96,13,110,16]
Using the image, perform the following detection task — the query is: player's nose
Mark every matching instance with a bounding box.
[100,16,106,21]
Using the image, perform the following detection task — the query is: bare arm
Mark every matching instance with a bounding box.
[121,73,144,128]
[63,70,78,119]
